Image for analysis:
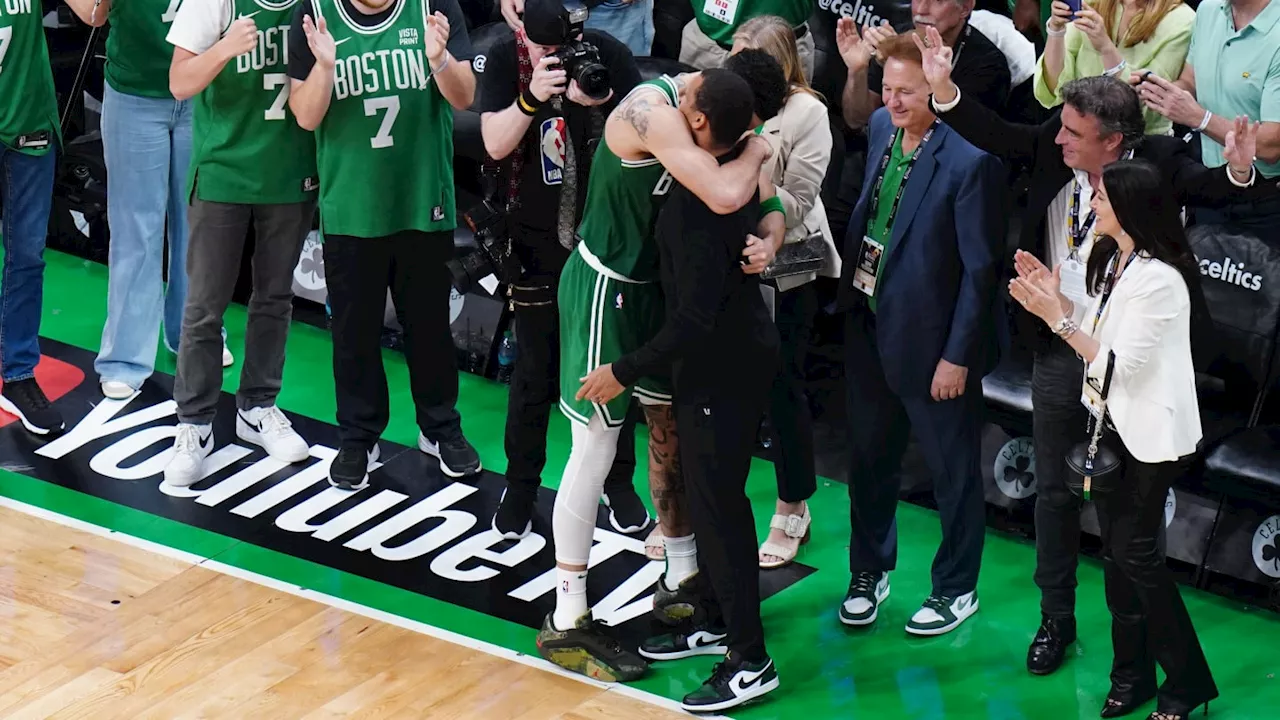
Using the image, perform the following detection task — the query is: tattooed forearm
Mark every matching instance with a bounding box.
[617,93,654,141]
[642,405,691,537]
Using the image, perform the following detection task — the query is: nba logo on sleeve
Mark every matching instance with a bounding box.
[540,117,566,186]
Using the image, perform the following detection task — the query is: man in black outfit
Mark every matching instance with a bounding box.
[473,0,651,539]
[919,30,1272,676]
[576,63,789,713]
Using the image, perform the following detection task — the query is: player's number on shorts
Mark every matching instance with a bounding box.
[652,169,673,196]
[364,96,400,149]
[264,73,289,121]
[0,27,11,78]
[161,0,181,22]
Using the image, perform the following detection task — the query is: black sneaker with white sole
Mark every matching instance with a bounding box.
[639,625,728,661]
[681,652,779,713]
[905,590,979,636]
[328,444,380,490]
[839,571,890,626]
[492,483,536,540]
[601,481,650,534]
[418,431,481,478]
[0,378,65,435]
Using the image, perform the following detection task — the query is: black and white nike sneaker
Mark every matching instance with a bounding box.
[905,590,979,636]
[0,378,65,435]
[652,571,706,626]
[418,431,481,478]
[839,571,890,626]
[163,423,214,487]
[492,484,536,540]
[601,481,650,534]
[535,612,649,683]
[681,652,779,713]
[328,444,380,491]
[639,626,727,661]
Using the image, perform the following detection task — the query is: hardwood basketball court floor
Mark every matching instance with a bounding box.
[0,247,1277,719]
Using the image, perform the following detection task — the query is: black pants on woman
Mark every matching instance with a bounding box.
[1095,445,1217,714]
[766,282,818,502]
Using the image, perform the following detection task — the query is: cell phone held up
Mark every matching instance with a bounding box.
[1064,0,1083,18]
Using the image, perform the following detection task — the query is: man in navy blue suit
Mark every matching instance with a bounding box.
[835,29,1006,637]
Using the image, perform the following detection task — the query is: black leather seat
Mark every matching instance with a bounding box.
[1204,426,1280,506]
[981,352,1034,437]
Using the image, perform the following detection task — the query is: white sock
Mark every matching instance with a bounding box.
[663,534,697,590]
[553,568,589,630]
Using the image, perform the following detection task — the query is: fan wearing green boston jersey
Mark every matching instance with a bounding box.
[0,0,75,435]
[538,51,790,684]
[285,0,482,490]
[160,0,320,488]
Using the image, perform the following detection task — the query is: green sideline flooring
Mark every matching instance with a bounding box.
[2,246,1279,719]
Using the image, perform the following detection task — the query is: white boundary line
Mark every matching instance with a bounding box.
[0,494,727,719]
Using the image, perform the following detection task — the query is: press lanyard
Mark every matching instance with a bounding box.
[868,120,939,233]
[1065,179,1096,257]
[1090,251,1135,334]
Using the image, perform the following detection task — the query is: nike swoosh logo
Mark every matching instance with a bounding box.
[334,37,351,46]
[239,10,260,18]
[687,631,724,648]
[729,661,772,696]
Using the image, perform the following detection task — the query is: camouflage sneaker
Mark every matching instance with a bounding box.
[535,612,649,682]
[653,571,706,626]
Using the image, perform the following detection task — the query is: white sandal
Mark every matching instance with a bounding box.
[645,525,665,561]
[758,503,811,569]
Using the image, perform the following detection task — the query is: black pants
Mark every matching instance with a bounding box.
[678,361,774,662]
[766,282,818,503]
[1096,446,1217,713]
[503,266,637,493]
[843,310,986,596]
[323,231,462,447]
[1031,339,1090,617]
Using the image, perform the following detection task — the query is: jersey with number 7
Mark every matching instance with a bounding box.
[189,0,318,204]
[310,0,454,238]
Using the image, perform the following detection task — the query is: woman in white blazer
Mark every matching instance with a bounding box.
[1010,159,1217,720]
[733,15,841,569]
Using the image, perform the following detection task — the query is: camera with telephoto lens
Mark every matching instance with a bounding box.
[447,195,522,295]
[548,2,610,101]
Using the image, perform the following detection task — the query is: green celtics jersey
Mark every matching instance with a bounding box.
[313,0,453,238]
[189,0,317,204]
[574,75,680,282]
[106,0,184,97]
[0,0,59,156]
[694,0,809,46]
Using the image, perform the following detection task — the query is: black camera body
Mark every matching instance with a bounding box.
[447,195,523,295]
[548,2,610,100]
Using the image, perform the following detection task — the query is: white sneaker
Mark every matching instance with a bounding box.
[222,344,234,367]
[100,380,135,400]
[905,590,980,636]
[237,406,309,463]
[164,424,213,487]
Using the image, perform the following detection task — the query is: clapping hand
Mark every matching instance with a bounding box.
[1223,115,1261,178]
[1011,249,1072,317]
[425,11,450,68]
[302,13,336,71]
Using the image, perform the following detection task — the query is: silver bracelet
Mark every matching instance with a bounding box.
[1046,19,1067,37]
[1052,317,1079,340]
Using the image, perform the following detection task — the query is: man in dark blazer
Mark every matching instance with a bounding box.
[834,31,1006,638]
[915,25,1269,675]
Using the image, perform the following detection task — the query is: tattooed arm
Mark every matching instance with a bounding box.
[607,89,771,215]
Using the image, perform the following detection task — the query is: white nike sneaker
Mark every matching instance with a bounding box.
[905,590,980,636]
[164,424,213,487]
[222,343,234,367]
[100,380,136,400]
[839,571,890,626]
[236,406,309,463]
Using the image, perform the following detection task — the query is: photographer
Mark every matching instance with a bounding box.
[477,0,649,540]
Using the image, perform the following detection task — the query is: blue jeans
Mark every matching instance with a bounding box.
[0,143,57,383]
[585,0,653,57]
[95,84,193,390]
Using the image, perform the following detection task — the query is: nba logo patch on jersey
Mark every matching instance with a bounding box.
[615,292,623,309]
[540,117,566,186]
[302,176,319,192]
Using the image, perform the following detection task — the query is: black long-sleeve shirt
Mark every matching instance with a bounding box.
[612,146,780,393]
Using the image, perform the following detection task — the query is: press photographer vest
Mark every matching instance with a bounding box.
[188,0,318,204]
[0,0,59,156]
[312,0,454,238]
[574,75,679,283]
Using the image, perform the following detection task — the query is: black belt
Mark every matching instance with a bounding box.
[717,21,807,50]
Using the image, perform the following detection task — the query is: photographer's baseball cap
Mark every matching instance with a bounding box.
[522,0,571,46]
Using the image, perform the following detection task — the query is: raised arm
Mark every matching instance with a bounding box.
[287,11,336,131]
[169,15,257,101]
[613,91,770,215]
